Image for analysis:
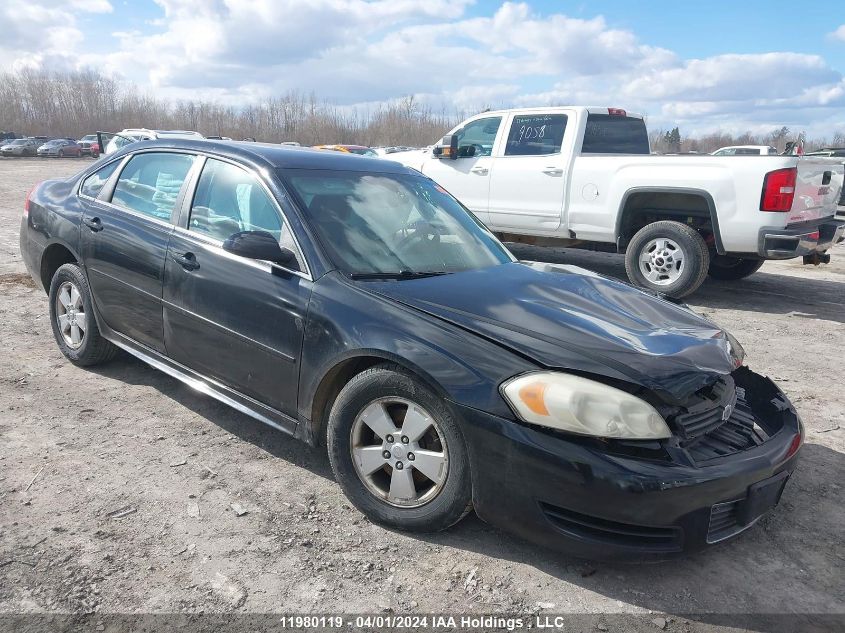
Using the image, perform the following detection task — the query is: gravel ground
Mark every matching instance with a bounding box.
[0,157,843,631]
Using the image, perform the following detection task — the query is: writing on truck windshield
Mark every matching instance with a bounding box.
[581,114,650,155]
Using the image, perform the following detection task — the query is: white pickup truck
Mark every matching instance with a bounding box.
[392,107,845,297]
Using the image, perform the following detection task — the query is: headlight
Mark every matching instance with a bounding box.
[501,372,670,439]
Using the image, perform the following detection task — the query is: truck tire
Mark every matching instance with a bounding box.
[625,221,710,298]
[707,256,765,280]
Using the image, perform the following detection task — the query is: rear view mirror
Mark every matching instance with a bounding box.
[223,230,296,267]
[433,134,459,160]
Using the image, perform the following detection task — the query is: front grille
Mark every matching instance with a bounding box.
[670,372,783,463]
[540,502,682,553]
[707,499,742,542]
[673,376,737,440]
[685,387,771,462]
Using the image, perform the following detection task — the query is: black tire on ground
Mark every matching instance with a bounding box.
[624,220,710,298]
[48,263,118,366]
[707,255,765,281]
[326,364,473,533]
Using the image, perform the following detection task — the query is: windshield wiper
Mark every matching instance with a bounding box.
[349,270,451,280]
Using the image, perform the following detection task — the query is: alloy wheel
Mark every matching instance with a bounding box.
[639,237,685,286]
[55,281,87,348]
[350,397,449,508]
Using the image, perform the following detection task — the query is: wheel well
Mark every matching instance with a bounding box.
[307,355,449,447]
[618,192,716,251]
[308,356,387,446]
[40,244,77,293]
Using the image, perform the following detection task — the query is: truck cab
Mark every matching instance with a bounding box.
[392,107,845,298]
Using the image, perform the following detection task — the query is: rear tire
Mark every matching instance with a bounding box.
[48,263,118,366]
[708,256,765,280]
[625,220,710,298]
[326,364,472,533]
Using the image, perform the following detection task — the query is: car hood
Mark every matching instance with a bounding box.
[365,262,738,403]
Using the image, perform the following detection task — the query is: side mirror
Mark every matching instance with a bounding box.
[222,230,296,267]
[432,133,459,160]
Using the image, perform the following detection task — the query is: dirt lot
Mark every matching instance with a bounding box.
[0,157,843,631]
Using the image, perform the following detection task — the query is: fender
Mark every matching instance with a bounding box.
[615,186,725,255]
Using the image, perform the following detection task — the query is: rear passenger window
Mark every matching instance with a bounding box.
[504,114,567,156]
[80,161,120,198]
[189,158,283,242]
[111,152,195,221]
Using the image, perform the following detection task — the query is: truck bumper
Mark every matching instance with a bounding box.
[758,218,845,259]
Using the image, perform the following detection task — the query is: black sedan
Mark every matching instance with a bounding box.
[19,140,802,560]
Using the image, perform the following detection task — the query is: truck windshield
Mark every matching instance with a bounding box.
[581,114,650,155]
[283,169,513,277]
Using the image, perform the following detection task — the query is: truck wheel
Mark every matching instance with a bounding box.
[708,256,765,280]
[625,221,710,298]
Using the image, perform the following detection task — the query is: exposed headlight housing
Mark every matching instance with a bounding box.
[501,372,671,439]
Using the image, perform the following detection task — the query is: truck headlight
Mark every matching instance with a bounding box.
[501,372,670,439]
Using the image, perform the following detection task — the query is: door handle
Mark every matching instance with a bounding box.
[171,251,200,271]
[470,166,489,175]
[82,217,103,232]
[542,167,563,176]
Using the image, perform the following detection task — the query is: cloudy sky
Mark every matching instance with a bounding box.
[3,0,844,137]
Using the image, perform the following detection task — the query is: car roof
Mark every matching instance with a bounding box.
[118,139,416,173]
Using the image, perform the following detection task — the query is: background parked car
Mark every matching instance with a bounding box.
[313,144,378,157]
[37,139,83,158]
[711,145,778,155]
[102,129,205,154]
[0,131,20,141]
[77,134,101,157]
[0,138,40,156]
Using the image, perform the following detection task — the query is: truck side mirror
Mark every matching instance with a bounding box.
[433,134,459,160]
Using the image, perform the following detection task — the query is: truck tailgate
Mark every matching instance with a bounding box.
[787,158,845,224]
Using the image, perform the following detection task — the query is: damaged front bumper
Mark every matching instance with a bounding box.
[459,368,803,562]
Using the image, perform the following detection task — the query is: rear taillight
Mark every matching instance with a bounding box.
[760,167,797,212]
[23,182,40,217]
[607,108,627,116]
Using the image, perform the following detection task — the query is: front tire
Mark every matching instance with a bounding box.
[708,256,765,280]
[625,220,710,298]
[327,364,472,532]
[48,263,118,366]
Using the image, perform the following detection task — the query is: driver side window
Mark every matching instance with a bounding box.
[455,116,502,157]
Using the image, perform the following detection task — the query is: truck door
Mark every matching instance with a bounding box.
[487,113,570,232]
[421,115,503,223]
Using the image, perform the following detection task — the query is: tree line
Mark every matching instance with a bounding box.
[1,69,842,151]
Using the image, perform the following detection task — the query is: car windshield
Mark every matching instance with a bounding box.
[347,148,378,157]
[9,140,26,145]
[284,169,512,277]
[45,140,62,146]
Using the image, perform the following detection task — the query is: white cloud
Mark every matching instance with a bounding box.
[0,0,112,71]
[830,24,845,42]
[1,1,843,137]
